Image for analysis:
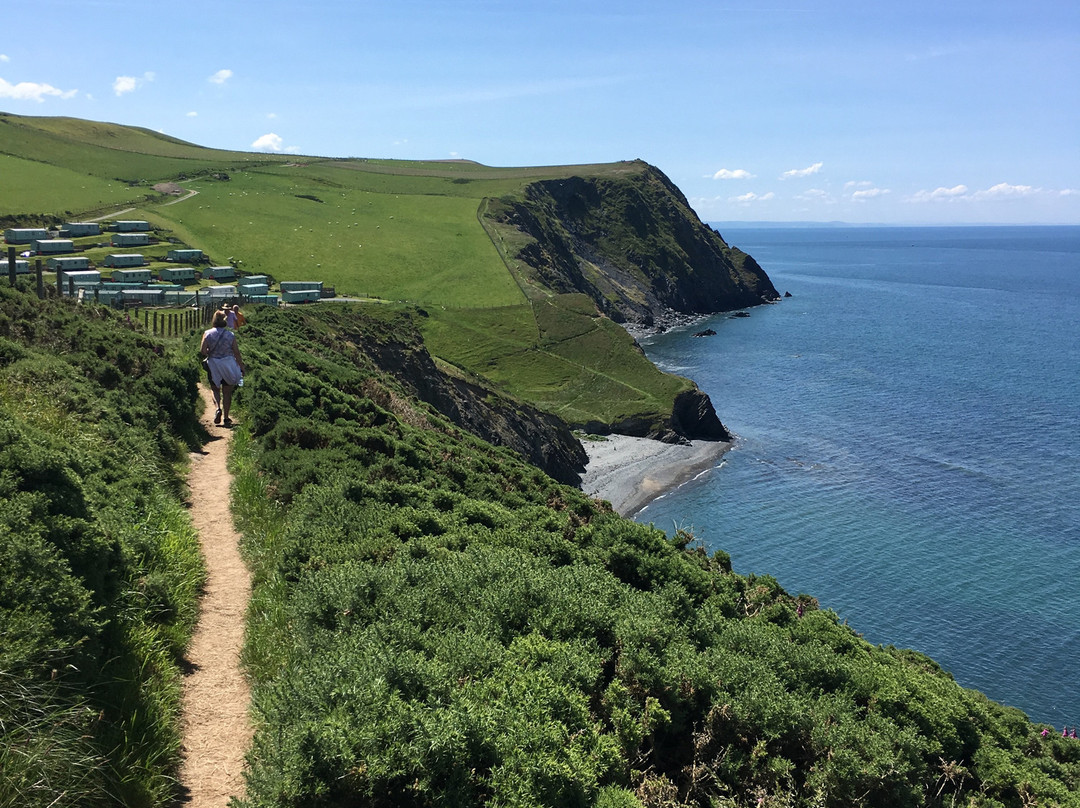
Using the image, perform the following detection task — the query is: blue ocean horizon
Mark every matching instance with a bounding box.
[636,225,1080,728]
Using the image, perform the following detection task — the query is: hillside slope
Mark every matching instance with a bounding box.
[230,301,1080,808]
[0,113,770,442]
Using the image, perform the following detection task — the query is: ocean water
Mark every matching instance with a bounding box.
[636,225,1080,727]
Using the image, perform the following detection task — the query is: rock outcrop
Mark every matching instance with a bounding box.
[484,160,776,444]
[487,161,779,331]
[357,314,587,485]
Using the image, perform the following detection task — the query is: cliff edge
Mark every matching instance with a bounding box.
[486,160,779,332]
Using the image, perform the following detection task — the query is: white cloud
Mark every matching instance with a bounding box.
[781,161,823,179]
[186,111,198,117]
[209,69,233,85]
[0,54,10,63]
[114,72,154,96]
[713,168,754,180]
[1061,189,1079,197]
[733,191,775,204]
[851,187,890,201]
[908,185,969,203]
[267,112,278,119]
[972,182,1037,200]
[0,77,77,102]
[252,133,284,152]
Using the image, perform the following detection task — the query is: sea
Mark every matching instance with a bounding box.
[635,225,1080,728]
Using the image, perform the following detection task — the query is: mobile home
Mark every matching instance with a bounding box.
[281,288,321,304]
[159,266,197,283]
[167,248,203,263]
[61,222,102,237]
[120,288,164,305]
[103,254,146,268]
[112,220,151,232]
[47,256,91,272]
[112,232,150,247]
[279,281,324,293]
[7,259,31,274]
[4,228,49,244]
[109,268,152,284]
[203,266,235,280]
[59,270,102,295]
[34,239,74,255]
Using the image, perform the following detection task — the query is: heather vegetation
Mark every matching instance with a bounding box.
[227,302,1080,807]
[0,283,204,806]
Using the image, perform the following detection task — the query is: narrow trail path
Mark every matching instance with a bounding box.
[178,384,252,806]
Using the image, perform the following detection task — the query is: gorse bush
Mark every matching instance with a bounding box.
[0,285,204,807]
[232,303,1080,807]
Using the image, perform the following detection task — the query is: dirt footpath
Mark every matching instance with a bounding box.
[178,385,252,806]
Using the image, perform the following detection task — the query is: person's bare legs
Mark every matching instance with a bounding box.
[221,382,235,425]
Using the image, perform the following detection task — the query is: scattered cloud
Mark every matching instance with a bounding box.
[267,112,278,119]
[908,185,969,203]
[252,133,284,152]
[186,111,198,117]
[1061,189,1079,197]
[0,54,9,63]
[781,161,823,180]
[851,187,890,201]
[113,72,154,96]
[712,168,755,180]
[733,191,775,204]
[209,69,233,85]
[0,77,77,102]
[908,183,1046,204]
[971,182,1037,200]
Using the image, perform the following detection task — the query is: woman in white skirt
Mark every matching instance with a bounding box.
[199,309,246,426]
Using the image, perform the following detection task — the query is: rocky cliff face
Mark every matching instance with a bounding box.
[483,161,776,444]
[358,316,587,485]
[487,161,779,331]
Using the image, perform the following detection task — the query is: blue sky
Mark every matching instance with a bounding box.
[3,0,1077,224]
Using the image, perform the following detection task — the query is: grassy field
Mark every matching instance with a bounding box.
[1,113,693,429]
[148,168,524,307]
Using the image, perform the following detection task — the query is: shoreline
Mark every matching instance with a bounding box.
[579,434,732,518]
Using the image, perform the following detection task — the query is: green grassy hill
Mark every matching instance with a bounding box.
[0,112,767,436]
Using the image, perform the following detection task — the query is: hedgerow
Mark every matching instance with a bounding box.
[0,285,204,807]
[232,303,1080,807]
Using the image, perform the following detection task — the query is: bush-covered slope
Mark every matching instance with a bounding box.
[232,302,1080,808]
[0,284,204,807]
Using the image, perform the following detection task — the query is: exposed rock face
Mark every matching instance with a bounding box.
[359,320,587,486]
[488,161,779,331]
[484,160,776,444]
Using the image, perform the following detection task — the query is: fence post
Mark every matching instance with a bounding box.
[153,311,158,334]
[7,247,15,286]
[36,259,43,298]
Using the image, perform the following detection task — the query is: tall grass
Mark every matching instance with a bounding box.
[0,672,111,808]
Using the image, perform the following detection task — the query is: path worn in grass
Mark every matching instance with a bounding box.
[178,385,252,806]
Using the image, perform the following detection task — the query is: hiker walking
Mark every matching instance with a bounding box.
[200,309,246,426]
